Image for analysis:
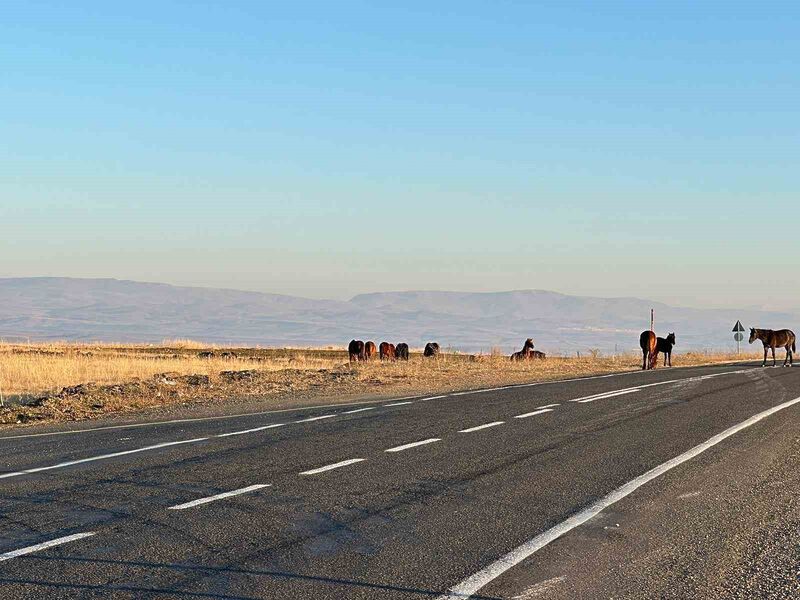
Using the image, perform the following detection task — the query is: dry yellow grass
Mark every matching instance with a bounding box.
[0,344,338,398]
[0,343,759,398]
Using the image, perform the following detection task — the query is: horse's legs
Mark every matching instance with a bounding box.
[772,346,777,366]
[642,349,647,370]
[763,346,768,367]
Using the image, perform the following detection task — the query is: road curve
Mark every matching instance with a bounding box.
[0,362,798,599]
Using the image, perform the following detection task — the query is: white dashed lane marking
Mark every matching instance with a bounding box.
[294,415,337,423]
[216,424,286,437]
[385,438,441,452]
[299,458,366,475]
[459,421,505,433]
[385,401,413,407]
[0,532,96,562]
[513,409,554,419]
[168,484,271,510]
[342,407,376,414]
[0,438,208,480]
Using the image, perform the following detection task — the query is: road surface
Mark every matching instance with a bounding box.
[0,362,798,599]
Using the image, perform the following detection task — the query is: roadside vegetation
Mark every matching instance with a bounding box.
[0,341,759,427]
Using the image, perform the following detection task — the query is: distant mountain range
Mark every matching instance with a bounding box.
[0,278,796,353]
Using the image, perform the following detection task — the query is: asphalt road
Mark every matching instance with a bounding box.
[0,362,798,599]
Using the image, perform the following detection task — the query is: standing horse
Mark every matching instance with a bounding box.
[655,333,676,367]
[639,330,657,370]
[395,343,409,361]
[348,340,365,362]
[423,342,440,357]
[749,328,795,367]
[364,341,377,361]
[379,342,396,360]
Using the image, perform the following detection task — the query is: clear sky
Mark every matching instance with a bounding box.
[2,1,798,309]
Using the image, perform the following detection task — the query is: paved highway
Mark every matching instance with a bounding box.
[0,362,798,599]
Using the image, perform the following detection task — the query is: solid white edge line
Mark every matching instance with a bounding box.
[0,438,208,480]
[459,421,505,433]
[385,438,441,452]
[436,394,800,599]
[0,532,96,562]
[216,424,286,437]
[513,409,554,419]
[168,484,271,510]
[299,458,366,475]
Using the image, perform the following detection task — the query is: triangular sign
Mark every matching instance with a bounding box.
[732,320,745,332]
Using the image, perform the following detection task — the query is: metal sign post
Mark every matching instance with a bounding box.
[732,320,745,355]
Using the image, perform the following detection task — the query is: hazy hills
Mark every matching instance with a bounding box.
[0,278,796,353]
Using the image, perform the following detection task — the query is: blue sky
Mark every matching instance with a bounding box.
[2,1,798,308]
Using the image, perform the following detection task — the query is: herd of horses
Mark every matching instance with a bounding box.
[348,338,545,361]
[350,326,796,369]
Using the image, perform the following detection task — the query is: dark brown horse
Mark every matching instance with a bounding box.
[511,338,545,360]
[423,342,440,357]
[395,343,409,361]
[639,330,657,370]
[655,333,676,367]
[348,339,365,362]
[379,342,396,360]
[749,328,795,367]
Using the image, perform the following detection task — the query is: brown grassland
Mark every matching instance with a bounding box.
[0,341,759,427]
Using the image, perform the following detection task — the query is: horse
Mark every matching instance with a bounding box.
[395,343,409,361]
[379,342,396,360]
[655,333,676,367]
[639,330,657,370]
[423,342,440,357]
[364,341,377,361]
[749,328,795,367]
[348,339,365,362]
[511,338,545,360]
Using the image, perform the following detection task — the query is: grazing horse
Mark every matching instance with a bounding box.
[749,328,796,367]
[639,330,657,370]
[379,342,396,360]
[511,338,545,360]
[395,343,410,361]
[423,342,440,357]
[655,333,676,367]
[364,341,377,361]
[348,339,365,362]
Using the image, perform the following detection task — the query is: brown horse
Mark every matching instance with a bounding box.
[379,342,396,360]
[655,333,676,367]
[395,343,409,361]
[511,338,545,360]
[749,328,795,367]
[639,330,657,370]
[423,342,440,357]
[348,339,365,362]
[364,341,377,361]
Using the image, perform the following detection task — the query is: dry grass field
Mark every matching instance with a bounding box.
[0,341,760,427]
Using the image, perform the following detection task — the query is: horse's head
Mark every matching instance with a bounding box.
[524,338,534,349]
[667,332,676,345]
[749,328,757,344]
